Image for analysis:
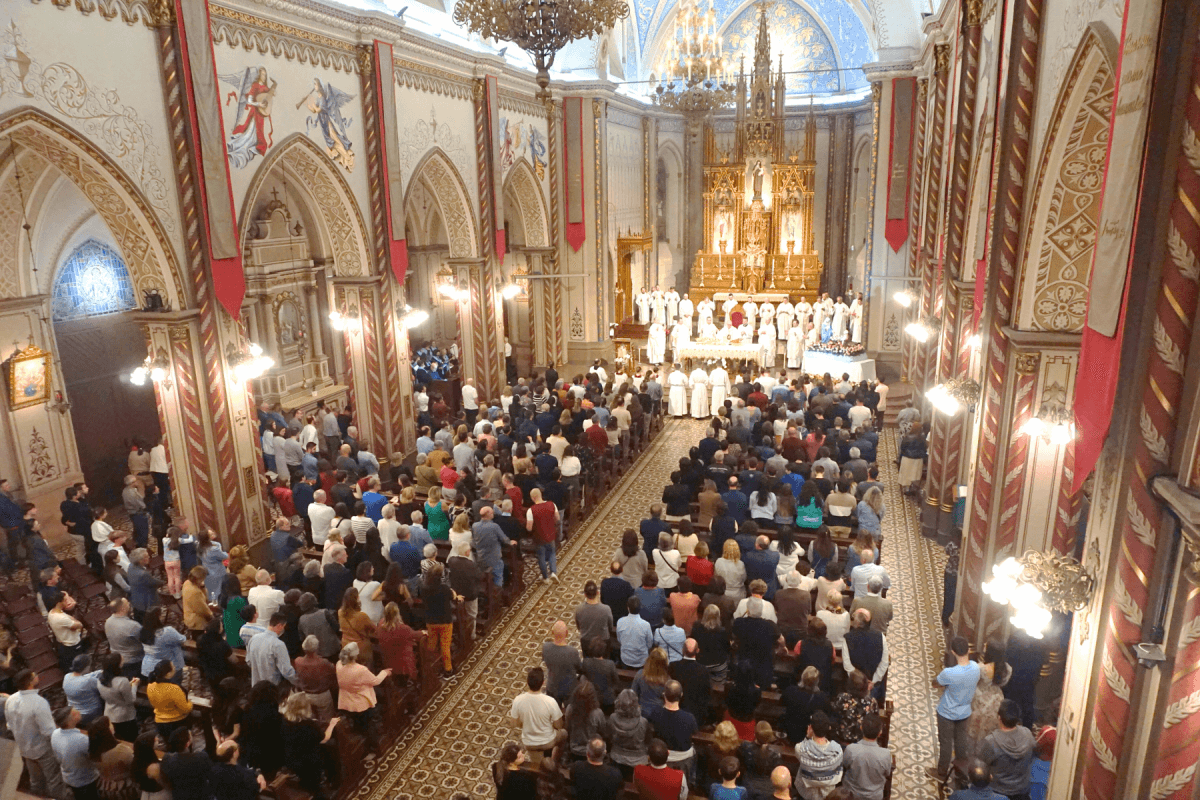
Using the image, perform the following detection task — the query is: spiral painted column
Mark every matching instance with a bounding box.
[900,79,929,382]
[954,0,1045,642]
[1105,42,1200,800]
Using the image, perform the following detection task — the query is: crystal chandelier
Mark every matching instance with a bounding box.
[653,0,735,116]
[453,0,630,97]
[983,550,1094,637]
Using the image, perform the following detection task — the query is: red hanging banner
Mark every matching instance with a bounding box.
[885,77,917,252]
[563,97,586,252]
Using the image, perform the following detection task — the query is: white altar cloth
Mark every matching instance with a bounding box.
[676,342,761,362]
[802,351,877,382]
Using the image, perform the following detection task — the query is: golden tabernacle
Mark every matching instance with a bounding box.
[690,5,823,304]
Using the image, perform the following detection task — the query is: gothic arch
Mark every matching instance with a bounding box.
[404,148,480,260]
[1016,27,1115,332]
[502,158,550,248]
[0,109,185,308]
[238,134,372,277]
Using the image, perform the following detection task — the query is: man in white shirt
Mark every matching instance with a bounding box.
[508,666,563,764]
[848,397,873,431]
[850,550,891,598]
[307,490,335,546]
[247,570,285,622]
[461,379,479,425]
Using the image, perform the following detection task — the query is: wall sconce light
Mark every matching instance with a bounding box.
[904,315,940,343]
[226,341,274,382]
[396,304,429,330]
[983,550,1094,638]
[329,306,362,332]
[1020,404,1076,445]
[435,265,470,302]
[130,349,173,390]
[500,283,523,300]
[894,289,915,308]
[926,377,981,416]
[967,333,982,350]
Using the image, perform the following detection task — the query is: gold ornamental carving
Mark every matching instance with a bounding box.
[935,44,951,75]
[965,0,983,27]
[167,324,191,342]
[918,78,928,102]
[1015,352,1041,375]
[356,45,374,79]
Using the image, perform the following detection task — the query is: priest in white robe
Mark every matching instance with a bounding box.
[670,319,690,356]
[775,300,794,342]
[721,293,738,324]
[679,294,695,332]
[667,366,689,417]
[647,322,667,364]
[689,366,710,419]
[786,322,805,369]
[697,296,716,329]
[759,321,777,367]
[811,294,827,336]
[849,293,864,343]
[719,319,738,342]
[665,289,680,321]
[709,361,731,417]
[651,288,666,325]
[795,299,813,334]
[832,296,850,341]
[759,301,775,329]
[806,318,821,346]
[742,300,758,334]
[636,290,651,324]
[698,318,719,340]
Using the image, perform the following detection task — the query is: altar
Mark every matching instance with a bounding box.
[676,341,761,369]
[802,350,876,382]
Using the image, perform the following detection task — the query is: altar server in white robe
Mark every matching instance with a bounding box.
[636,290,651,324]
[665,289,680,321]
[709,361,731,416]
[697,296,716,329]
[670,319,690,356]
[689,365,710,419]
[698,317,719,340]
[742,300,758,334]
[647,322,667,364]
[679,293,695,331]
[721,293,738,324]
[806,316,821,346]
[759,301,775,330]
[632,370,645,390]
[811,294,827,335]
[849,292,864,343]
[786,321,805,369]
[832,296,850,341]
[795,299,813,334]
[759,320,777,368]
[776,300,794,342]
[651,287,666,325]
[667,365,690,417]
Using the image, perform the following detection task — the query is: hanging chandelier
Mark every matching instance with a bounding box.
[653,0,734,116]
[453,0,629,98]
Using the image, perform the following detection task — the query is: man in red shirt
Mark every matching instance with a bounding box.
[525,487,561,583]
[747,384,770,411]
[503,473,524,521]
[633,739,688,800]
[585,414,609,459]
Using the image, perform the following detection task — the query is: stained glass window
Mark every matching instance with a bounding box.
[52,239,137,322]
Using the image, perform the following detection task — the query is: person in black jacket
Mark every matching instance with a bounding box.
[447,542,481,630]
[670,638,712,725]
[208,740,266,800]
[322,545,353,609]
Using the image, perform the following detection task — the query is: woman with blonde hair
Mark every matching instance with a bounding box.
[280,692,340,797]
[180,566,212,638]
[336,643,390,755]
[714,539,747,601]
[817,588,850,648]
[856,485,885,545]
[338,586,376,665]
[631,647,670,717]
[424,486,451,541]
[673,518,699,561]
[320,530,344,576]
[705,720,743,788]
[448,512,473,554]
[394,485,421,526]
[376,601,418,683]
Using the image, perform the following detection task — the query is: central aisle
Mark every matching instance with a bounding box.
[351,422,947,800]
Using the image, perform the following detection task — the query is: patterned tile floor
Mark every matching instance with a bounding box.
[349,421,947,799]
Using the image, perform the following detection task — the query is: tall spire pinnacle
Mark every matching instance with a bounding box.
[753,1,771,78]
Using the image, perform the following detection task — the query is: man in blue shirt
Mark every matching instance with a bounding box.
[721,478,750,524]
[616,596,654,668]
[929,636,981,783]
[0,477,23,570]
[301,442,320,481]
[51,706,99,798]
[6,669,68,799]
[389,528,423,595]
[270,518,304,568]
[780,462,805,499]
[291,476,315,523]
[416,427,436,455]
[361,477,387,524]
[640,505,672,559]
[472,506,512,588]
[62,654,104,728]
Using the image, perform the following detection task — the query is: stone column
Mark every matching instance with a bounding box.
[900,78,930,382]
[473,79,506,399]
[451,257,489,392]
[683,116,706,289]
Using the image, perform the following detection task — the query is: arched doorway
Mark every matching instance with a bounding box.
[501,159,556,370]
[0,110,187,519]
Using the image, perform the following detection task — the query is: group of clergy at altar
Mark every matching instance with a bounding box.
[637,287,864,368]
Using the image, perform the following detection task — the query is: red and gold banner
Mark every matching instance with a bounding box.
[885,77,917,252]
[175,0,244,318]
[374,41,409,283]
[563,97,586,252]
[485,76,506,260]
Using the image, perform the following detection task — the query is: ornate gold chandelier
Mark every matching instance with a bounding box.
[453,0,630,97]
[652,0,735,116]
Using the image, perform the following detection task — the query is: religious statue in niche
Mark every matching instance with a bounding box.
[752,161,764,202]
[221,66,277,168]
[745,159,772,207]
[299,79,356,172]
[275,295,307,364]
[529,127,547,179]
[656,157,668,241]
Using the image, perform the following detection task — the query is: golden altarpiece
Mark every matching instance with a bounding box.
[689,9,823,303]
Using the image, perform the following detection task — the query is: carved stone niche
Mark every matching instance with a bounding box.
[242,190,334,407]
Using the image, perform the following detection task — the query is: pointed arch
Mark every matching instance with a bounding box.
[1016,27,1116,332]
[404,148,480,260]
[237,134,372,277]
[0,108,185,308]
[503,158,551,248]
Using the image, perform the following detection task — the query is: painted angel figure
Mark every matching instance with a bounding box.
[222,66,277,169]
[303,79,356,172]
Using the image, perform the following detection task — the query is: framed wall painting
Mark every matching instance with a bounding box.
[7,344,52,411]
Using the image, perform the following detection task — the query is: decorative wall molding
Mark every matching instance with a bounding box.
[608,106,644,130]
[209,5,360,73]
[29,0,161,28]
[498,91,547,118]
[393,59,473,101]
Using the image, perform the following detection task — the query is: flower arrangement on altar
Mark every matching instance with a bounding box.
[809,340,865,357]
